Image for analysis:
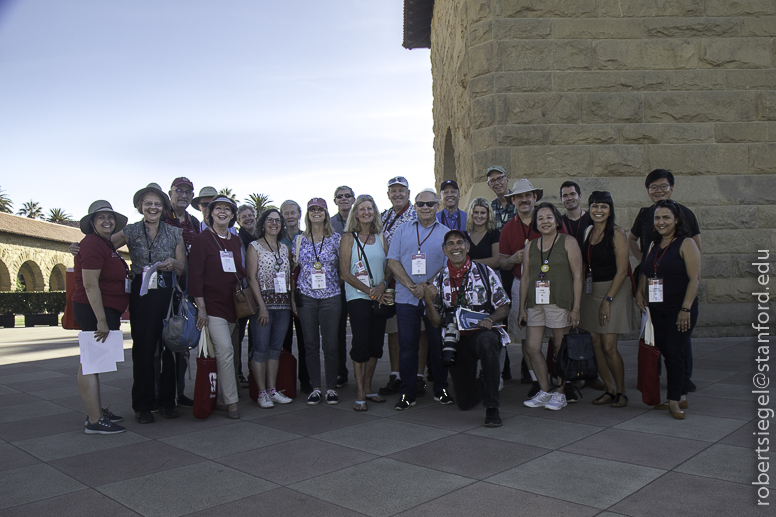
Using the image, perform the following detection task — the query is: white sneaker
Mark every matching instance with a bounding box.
[545,392,567,411]
[269,390,292,404]
[524,390,553,408]
[258,392,274,409]
[499,378,504,392]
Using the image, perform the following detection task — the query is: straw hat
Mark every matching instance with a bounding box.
[132,183,172,211]
[79,200,128,235]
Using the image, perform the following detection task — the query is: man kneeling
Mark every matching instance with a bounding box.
[424,229,511,427]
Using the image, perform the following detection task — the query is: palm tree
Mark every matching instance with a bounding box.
[218,187,239,204]
[0,187,12,213]
[17,200,44,219]
[47,208,73,223]
[245,193,276,215]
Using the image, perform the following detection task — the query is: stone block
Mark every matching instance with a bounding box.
[732,253,772,276]
[644,92,757,123]
[501,40,593,71]
[643,40,700,69]
[645,144,749,175]
[714,122,769,143]
[493,72,552,93]
[704,278,758,303]
[716,175,776,205]
[471,95,495,130]
[500,0,597,19]
[667,70,726,90]
[471,127,497,150]
[507,93,580,124]
[705,0,776,17]
[749,143,776,173]
[580,92,643,123]
[702,229,768,254]
[492,19,552,40]
[619,124,661,144]
[599,0,704,17]
[593,145,648,176]
[594,40,644,70]
[554,19,642,39]
[768,122,776,141]
[548,125,618,145]
[741,16,776,36]
[695,206,758,229]
[466,0,493,24]
[700,39,773,69]
[553,71,669,92]
[468,21,493,47]
[472,148,512,180]
[758,91,776,120]
[511,145,593,177]
[469,41,498,79]
[643,18,741,38]
[701,255,732,279]
[469,74,494,99]
[724,69,776,90]
[494,95,510,125]
[496,125,546,146]
[660,124,714,144]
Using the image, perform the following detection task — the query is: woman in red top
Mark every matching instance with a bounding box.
[73,200,130,434]
[189,196,247,419]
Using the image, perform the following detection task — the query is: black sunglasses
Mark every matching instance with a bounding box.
[416,201,438,208]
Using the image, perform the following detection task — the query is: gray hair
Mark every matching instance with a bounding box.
[236,204,255,217]
[280,200,302,215]
[415,188,440,203]
[333,185,354,198]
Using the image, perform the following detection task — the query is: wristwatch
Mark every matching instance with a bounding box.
[680,307,691,312]
[605,296,613,303]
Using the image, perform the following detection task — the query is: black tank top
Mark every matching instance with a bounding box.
[583,232,617,282]
[642,236,695,313]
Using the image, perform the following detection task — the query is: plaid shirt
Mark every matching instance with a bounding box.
[491,198,516,230]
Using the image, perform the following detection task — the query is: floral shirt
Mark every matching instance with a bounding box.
[123,221,183,275]
[293,233,342,299]
[381,203,417,247]
[250,241,291,310]
[491,198,517,231]
[431,262,510,313]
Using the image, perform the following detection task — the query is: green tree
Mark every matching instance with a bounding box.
[245,193,276,215]
[218,187,238,204]
[17,200,44,219]
[0,187,12,213]
[47,208,73,223]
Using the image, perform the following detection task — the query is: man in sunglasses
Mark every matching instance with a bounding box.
[331,185,355,235]
[331,185,356,387]
[166,177,201,249]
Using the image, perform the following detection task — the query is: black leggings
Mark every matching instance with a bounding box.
[652,302,698,401]
[72,301,122,332]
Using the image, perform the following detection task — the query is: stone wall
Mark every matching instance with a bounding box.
[430,0,776,336]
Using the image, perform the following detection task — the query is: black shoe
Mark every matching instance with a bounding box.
[687,380,697,393]
[162,407,180,419]
[135,411,155,424]
[416,376,427,396]
[379,374,401,396]
[300,381,314,395]
[394,394,416,411]
[434,389,454,405]
[150,403,161,413]
[336,375,349,388]
[484,407,502,427]
[85,415,127,434]
[526,381,540,399]
[565,385,581,403]
[177,395,194,408]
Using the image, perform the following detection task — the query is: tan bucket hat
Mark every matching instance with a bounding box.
[79,200,128,235]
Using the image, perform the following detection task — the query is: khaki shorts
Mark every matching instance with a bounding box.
[526,303,570,329]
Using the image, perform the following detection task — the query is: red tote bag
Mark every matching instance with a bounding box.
[62,269,81,330]
[276,349,297,399]
[637,309,662,406]
[193,328,218,419]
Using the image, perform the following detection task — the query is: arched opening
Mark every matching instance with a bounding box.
[442,127,456,183]
[49,264,67,291]
[0,259,10,291]
[17,260,44,292]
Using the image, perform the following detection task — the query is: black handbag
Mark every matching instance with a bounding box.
[554,328,598,381]
[353,233,395,319]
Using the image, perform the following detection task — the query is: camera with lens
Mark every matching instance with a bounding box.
[441,311,460,366]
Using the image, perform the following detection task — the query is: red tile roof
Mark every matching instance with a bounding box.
[0,212,129,253]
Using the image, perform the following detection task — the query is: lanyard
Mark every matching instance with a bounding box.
[585,228,601,270]
[98,235,131,277]
[653,237,676,276]
[142,223,160,263]
[311,234,326,264]
[415,221,438,252]
[569,214,584,239]
[263,237,283,267]
[540,234,559,268]
[385,203,410,233]
[441,209,461,231]
[518,218,531,244]
[355,232,371,262]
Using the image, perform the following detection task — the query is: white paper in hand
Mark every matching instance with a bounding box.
[79,330,124,375]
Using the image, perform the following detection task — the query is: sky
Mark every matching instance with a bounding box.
[0,0,435,224]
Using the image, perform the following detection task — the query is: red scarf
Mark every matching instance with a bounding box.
[448,256,471,305]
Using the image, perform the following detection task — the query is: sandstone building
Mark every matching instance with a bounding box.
[404,0,775,336]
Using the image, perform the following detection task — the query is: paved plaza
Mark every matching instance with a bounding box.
[0,325,769,516]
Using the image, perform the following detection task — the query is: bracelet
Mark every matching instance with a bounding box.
[383,280,389,287]
[680,307,691,313]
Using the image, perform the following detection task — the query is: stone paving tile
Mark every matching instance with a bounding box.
[718,419,758,449]
[0,488,142,517]
[674,444,757,485]
[97,460,277,517]
[530,400,650,427]
[689,367,743,383]
[560,428,711,470]
[693,382,759,401]
[185,487,366,517]
[389,402,517,432]
[486,451,665,510]
[0,393,42,408]
[0,400,74,424]
[256,403,380,435]
[0,385,20,396]
[684,395,757,420]
[614,411,748,443]
[312,418,456,456]
[394,481,600,517]
[0,443,40,472]
[237,398,309,420]
[610,472,762,517]
[48,439,205,487]
[28,383,119,401]
[691,357,751,372]
[718,368,761,386]
[216,436,377,485]
[0,364,47,375]
[119,412,240,440]
[13,429,149,461]
[5,373,73,391]
[45,389,130,412]
[388,433,548,480]
[160,420,300,459]
[0,463,86,510]
[0,410,85,442]
[467,414,603,449]
[289,457,473,517]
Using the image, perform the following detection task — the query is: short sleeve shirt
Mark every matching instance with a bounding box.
[381,204,417,247]
[386,220,449,306]
[631,202,700,263]
[123,221,183,275]
[498,217,541,279]
[491,198,517,231]
[73,233,130,313]
[293,233,342,299]
[436,209,467,231]
[466,230,500,262]
[431,263,510,313]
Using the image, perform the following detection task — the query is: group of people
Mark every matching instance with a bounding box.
[71,167,701,434]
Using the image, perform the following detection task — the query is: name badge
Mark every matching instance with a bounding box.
[648,278,664,303]
[535,280,550,304]
[125,278,132,294]
[273,271,287,293]
[585,270,593,295]
[143,266,157,289]
[412,254,427,275]
[311,268,326,290]
[355,261,370,287]
[220,250,236,273]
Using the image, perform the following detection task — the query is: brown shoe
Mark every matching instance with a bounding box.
[669,407,686,420]
[654,400,688,410]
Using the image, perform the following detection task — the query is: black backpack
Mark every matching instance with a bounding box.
[554,329,598,381]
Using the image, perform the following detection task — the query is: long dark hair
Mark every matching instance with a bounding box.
[650,200,689,241]
[256,208,288,242]
[531,202,563,233]
[587,191,616,250]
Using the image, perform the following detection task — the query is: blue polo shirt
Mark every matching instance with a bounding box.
[387,220,449,306]
[435,208,467,232]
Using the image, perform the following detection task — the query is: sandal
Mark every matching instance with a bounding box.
[353,401,368,412]
[611,393,628,408]
[365,394,386,403]
[592,392,615,405]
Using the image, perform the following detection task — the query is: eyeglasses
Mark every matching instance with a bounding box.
[416,201,438,208]
[266,217,282,223]
[174,188,193,196]
[143,202,164,209]
[648,183,672,192]
[487,174,507,185]
[335,193,353,199]
[308,207,325,213]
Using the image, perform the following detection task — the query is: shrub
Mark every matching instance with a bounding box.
[0,291,67,314]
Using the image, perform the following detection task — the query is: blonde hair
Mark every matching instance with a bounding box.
[345,195,383,234]
[303,207,335,239]
[466,197,495,232]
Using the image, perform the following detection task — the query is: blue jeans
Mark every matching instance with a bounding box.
[396,301,448,398]
[249,308,291,363]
